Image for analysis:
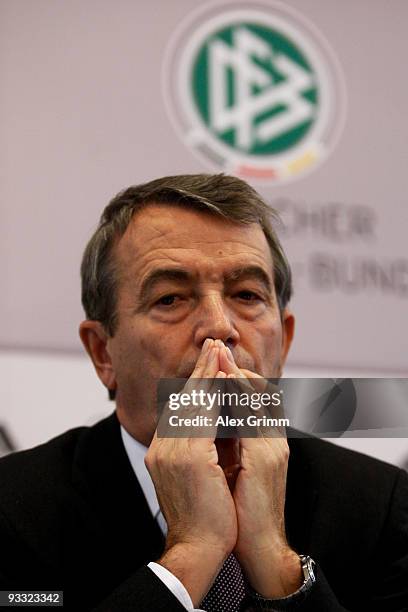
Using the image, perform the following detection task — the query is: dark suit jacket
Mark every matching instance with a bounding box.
[0,412,407,611]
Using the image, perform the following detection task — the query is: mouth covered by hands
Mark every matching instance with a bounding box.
[145,339,302,605]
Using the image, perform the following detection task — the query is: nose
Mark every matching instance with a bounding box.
[193,292,240,349]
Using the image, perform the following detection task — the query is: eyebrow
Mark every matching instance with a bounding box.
[224,266,272,293]
[138,265,273,302]
[139,268,194,301]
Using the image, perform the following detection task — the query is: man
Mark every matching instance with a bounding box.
[0,174,407,611]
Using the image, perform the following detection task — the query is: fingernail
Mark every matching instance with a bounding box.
[203,338,211,353]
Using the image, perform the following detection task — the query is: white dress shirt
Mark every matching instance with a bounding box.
[120,426,206,612]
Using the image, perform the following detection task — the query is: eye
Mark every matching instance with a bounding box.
[153,293,188,310]
[235,290,262,302]
[155,294,178,306]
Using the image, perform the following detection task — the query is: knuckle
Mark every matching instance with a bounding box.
[144,452,155,473]
[281,442,290,460]
[170,445,191,470]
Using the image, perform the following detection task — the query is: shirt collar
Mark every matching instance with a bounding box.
[120,425,160,521]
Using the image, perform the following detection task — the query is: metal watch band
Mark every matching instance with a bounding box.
[248,554,316,610]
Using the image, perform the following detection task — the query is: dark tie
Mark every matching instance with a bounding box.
[200,553,246,612]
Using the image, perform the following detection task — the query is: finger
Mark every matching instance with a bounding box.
[226,368,256,392]
[227,372,279,416]
[204,370,227,439]
[202,345,221,379]
[190,338,214,378]
[158,343,215,437]
[218,343,243,378]
[156,341,220,441]
[188,344,221,404]
[239,369,270,393]
[182,369,227,441]
[183,340,218,399]
[170,367,227,440]
[239,371,285,436]
[226,374,286,440]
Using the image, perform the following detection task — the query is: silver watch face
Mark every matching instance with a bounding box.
[301,555,316,584]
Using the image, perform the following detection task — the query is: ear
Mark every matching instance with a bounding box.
[79,320,117,392]
[280,308,295,370]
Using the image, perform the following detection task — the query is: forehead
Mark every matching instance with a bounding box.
[115,203,273,281]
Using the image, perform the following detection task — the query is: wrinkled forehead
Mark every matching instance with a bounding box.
[113,203,273,282]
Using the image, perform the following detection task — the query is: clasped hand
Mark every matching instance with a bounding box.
[145,339,302,605]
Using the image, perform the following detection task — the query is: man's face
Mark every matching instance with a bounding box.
[103,204,294,441]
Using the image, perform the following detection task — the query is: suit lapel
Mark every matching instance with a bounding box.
[285,435,319,553]
[72,412,165,567]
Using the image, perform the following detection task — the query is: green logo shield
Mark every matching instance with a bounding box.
[192,23,318,156]
[164,3,346,183]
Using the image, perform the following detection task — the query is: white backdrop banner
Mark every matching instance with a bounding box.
[1,1,407,463]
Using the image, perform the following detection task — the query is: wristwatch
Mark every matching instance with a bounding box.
[249,554,316,610]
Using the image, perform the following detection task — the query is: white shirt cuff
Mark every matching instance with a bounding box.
[148,562,206,611]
